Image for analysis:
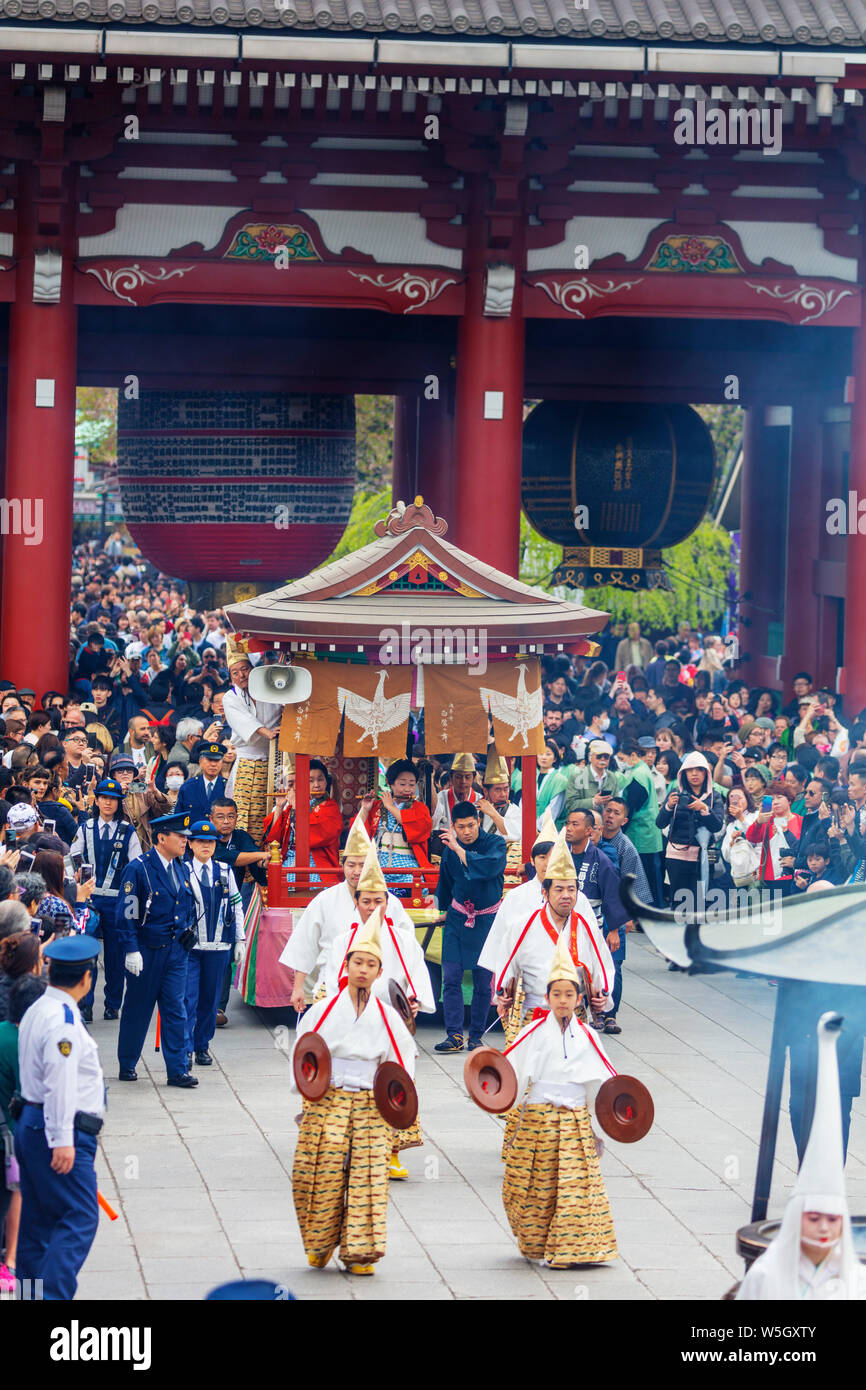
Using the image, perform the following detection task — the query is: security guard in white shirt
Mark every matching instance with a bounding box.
[14,935,106,1300]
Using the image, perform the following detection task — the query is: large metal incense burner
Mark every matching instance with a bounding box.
[621,877,866,1269]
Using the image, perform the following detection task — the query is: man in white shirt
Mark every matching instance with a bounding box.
[431,752,480,832]
[479,752,522,842]
[122,714,151,772]
[221,639,282,846]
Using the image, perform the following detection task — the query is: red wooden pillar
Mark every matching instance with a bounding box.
[0,170,76,695]
[391,395,417,507]
[521,755,537,868]
[295,753,310,896]
[781,398,821,688]
[843,327,866,713]
[417,390,455,525]
[738,406,788,689]
[452,267,525,575]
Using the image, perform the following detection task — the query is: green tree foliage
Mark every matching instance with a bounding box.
[75,387,118,464]
[583,521,733,631]
[354,395,394,493]
[324,487,392,565]
[695,403,743,512]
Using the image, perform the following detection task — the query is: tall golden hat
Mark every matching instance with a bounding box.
[534,807,559,849]
[348,902,385,964]
[545,826,577,883]
[225,633,251,671]
[342,811,373,860]
[451,752,477,775]
[483,746,510,786]
[357,841,387,895]
[547,933,580,987]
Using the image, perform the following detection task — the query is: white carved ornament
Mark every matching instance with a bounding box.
[745,281,855,325]
[83,263,195,305]
[483,263,516,317]
[33,249,62,303]
[347,269,457,312]
[534,276,644,316]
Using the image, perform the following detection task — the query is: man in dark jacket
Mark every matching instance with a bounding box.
[434,802,507,1053]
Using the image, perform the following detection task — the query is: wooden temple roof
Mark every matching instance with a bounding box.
[4,0,864,46]
[224,497,608,649]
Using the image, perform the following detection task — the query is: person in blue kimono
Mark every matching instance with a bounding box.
[434,801,507,1054]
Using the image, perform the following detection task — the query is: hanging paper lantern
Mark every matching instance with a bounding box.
[117,390,356,581]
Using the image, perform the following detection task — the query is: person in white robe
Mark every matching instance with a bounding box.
[477,808,558,976]
[221,638,282,846]
[494,827,616,1037]
[737,1011,866,1300]
[431,751,480,832]
[280,814,413,1009]
[478,751,522,842]
[320,841,432,1177]
[499,934,618,1267]
[291,908,415,1276]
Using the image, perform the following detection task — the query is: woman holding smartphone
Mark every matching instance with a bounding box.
[745,783,803,893]
[655,751,724,925]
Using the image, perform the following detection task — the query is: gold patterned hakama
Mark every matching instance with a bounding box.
[502,1103,617,1267]
[292,1086,392,1266]
[233,758,269,847]
[392,1116,423,1154]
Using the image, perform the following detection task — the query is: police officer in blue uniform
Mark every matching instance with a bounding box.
[70,779,142,1021]
[117,812,200,1089]
[176,743,228,822]
[184,820,246,1067]
[14,935,106,1300]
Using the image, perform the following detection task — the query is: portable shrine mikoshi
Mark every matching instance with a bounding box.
[224,499,608,994]
[622,877,866,1268]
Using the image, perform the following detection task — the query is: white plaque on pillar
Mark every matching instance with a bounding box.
[484,391,504,420]
[35,378,55,407]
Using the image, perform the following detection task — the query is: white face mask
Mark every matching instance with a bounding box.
[599,716,610,731]
[166,777,184,790]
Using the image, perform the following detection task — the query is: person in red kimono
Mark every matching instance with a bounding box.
[360,759,433,897]
[264,757,343,886]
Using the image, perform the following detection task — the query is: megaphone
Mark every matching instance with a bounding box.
[248,662,313,704]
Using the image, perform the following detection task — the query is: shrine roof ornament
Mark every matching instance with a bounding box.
[224,495,608,651]
[3,0,864,46]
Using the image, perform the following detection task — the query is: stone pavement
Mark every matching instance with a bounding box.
[77,936,866,1301]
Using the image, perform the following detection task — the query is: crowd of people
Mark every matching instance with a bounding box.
[0,532,863,1297]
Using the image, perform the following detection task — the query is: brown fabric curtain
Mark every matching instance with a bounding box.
[424,659,545,755]
[279,662,413,758]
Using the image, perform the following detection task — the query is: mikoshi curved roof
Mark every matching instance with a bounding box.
[622,878,866,987]
[224,498,608,652]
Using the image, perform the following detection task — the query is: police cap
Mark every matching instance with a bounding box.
[94,778,124,800]
[151,812,192,836]
[43,935,99,964]
[199,743,227,760]
[188,819,219,841]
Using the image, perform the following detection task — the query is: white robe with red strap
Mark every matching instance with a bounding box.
[431,785,479,832]
[477,877,543,974]
[291,985,416,1095]
[279,879,414,985]
[494,897,616,1012]
[322,916,436,1014]
[504,1007,617,1104]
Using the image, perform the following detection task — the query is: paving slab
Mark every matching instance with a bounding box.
[72,935,864,1300]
